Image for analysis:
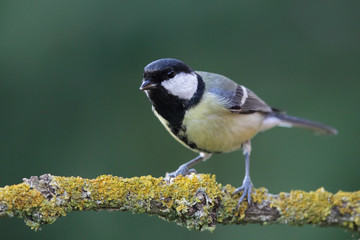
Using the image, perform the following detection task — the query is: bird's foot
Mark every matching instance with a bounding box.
[232,176,253,208]
[166,164,196,178]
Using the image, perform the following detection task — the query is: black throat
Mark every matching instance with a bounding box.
[148,73,205,133]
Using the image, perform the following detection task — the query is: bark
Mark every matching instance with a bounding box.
[0,173,359,232]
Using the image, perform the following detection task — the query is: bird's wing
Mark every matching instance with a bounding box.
[196,71,272,113]
[231,87,273,113]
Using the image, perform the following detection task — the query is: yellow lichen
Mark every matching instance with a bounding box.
[332,190,360,216]
[0,184,45,211]
[50,173,225,226]
[273,188,333,224]
[1,174,359,232]
[271,187,360,227]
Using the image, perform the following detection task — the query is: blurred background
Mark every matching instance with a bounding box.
[1,1,359,239]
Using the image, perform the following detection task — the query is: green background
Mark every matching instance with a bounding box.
[1,1,359,239]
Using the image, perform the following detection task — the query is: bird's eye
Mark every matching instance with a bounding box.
[167,70,175,78]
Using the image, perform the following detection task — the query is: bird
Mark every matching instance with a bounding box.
[139,58,337,207]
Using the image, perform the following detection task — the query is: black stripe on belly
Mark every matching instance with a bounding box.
[170,125,218,154]
[150,74,214,153]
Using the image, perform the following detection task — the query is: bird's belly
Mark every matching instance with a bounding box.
[183,101,265,153]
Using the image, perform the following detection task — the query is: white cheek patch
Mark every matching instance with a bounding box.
[161,73,198,100]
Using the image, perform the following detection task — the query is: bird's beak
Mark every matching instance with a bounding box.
[139,80,157,91]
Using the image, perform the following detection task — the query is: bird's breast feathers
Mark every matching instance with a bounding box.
[154,92,266,153]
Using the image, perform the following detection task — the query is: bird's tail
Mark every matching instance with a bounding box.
[269,113,338,135]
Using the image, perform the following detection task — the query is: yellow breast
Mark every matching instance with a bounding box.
[182,93,265,153]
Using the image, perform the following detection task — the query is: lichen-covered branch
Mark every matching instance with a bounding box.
[0,174,359,232]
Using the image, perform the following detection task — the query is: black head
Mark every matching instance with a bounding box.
[145,58,192,73]
[139,58,205,129]
[140,58,193,90]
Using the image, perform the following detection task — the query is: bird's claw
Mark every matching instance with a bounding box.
[166,166,196,178]
[232,177,253,209]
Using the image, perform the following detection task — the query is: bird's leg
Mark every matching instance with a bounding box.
[166,152,212,178]
[232,141,253,207]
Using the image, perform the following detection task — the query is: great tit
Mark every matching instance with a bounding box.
[139,58,337,207]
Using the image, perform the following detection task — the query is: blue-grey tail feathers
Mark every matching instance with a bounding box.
[273,113,338,135]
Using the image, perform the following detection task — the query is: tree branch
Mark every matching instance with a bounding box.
[0,173,359,232]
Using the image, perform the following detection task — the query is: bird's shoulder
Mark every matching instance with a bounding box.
[195,71,272,113]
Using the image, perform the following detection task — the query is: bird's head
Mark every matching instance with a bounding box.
[140,58,199,101]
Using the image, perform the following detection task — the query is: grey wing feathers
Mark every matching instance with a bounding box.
[235,88,273,113]
[196,71,272,114]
